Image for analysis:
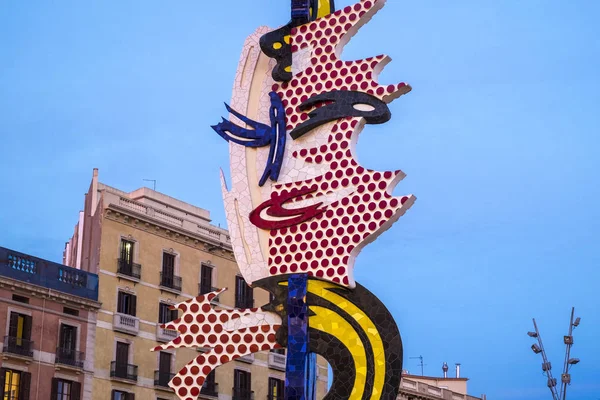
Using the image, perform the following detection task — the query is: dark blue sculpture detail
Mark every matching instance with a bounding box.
[211,91,286,186]
[286,274,309,400]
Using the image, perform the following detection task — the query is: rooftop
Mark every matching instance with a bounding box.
[0,246,99,301]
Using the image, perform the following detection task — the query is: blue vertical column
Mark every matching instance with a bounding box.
[285,274,309,400]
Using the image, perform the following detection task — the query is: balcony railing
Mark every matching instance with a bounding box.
[198,284,219,295]
[113,313,140,335]
[154,370,175,388]
[232,388,254,400]
[200,381,219,398]
[0,246,99,301]
[268,352,286,371]
[235,298,254,309]
[156,325,178,342]
[117,259,141,280]
[160,272,182,292]
[55,347,85,368]
[2,336,33,357]
[110,361,138,382]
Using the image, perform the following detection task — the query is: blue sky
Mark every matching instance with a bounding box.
[1,1,599,399]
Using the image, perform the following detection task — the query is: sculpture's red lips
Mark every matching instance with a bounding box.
[249,185,326,230]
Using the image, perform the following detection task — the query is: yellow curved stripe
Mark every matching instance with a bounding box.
[308,280,385,399]
[309,306,366,400]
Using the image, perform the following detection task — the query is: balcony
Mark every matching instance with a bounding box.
[0,246,99,301]
[55,347,85,369]
[232,388,254,400]
[156,325,178,343]
[234,298,254,309]
[117,259,141,281]
[200,381,219,398]
[2,336,33,358]
[110,361,138,382]
[113,313,139,335]
[154,370,175,389]
[268,352,286,371]
[198,284,219,296]
[160,272,182,293]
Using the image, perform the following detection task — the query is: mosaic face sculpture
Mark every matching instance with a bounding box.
[153,1,414,399]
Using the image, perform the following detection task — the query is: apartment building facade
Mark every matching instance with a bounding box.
[64,169,328,400]
[0,246,101,400]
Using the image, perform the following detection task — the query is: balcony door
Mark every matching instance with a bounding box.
[162,253,175,278]
[120,240,134,266]
[8,312,32,352]
[268,377,284,400]
[233,369,251,399]
[200,264,213,294]
[58,324,77,362]
[115,342,129,378]
[158,352,172,386]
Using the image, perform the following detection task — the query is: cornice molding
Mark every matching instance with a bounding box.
[105,206,236,263]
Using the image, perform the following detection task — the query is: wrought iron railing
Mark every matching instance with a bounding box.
[3,336,33,357]
[55,347,85,368]
[110,361,138,381]
[199,284,219,295]
[160,272,182,292]
[154,370,175,388]
[232,388,254,400]
[117,259,141,279]
[235,298,255,309]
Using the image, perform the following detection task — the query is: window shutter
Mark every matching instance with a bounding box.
[8,312,18,337]
[111,390,116,400]
[20,371,31,400]
[23,315,33,340]
[72,381,82,400]
[117,292,123,313]
[0,368,7,398]
[170,307,178,322]
[50,378,59,400]
[128,392,135,400]
[131,295,137,316]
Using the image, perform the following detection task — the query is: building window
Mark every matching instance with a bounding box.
[199,264,214,295]
[11,295,29,304]
[201,370,218,397]
[160,252,181,291]
[63,307,79,316]
[120,239,134,265]
[117,291,137,316]
[56,324,82,367]
[268,377,284,400]
[111,342,138,382]
[0,368,31,400]
[158,303,178,324]
[233,369,252,400]
[154,352,173,388]
[51,378,81,400]
[235,276,253,309]
[5,312,33,357]
[111,390,134,400]
[118,239,140,279]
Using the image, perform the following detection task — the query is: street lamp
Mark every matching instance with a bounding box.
[527,307,581,400]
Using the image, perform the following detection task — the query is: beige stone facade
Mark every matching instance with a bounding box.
[64,169,328,400]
